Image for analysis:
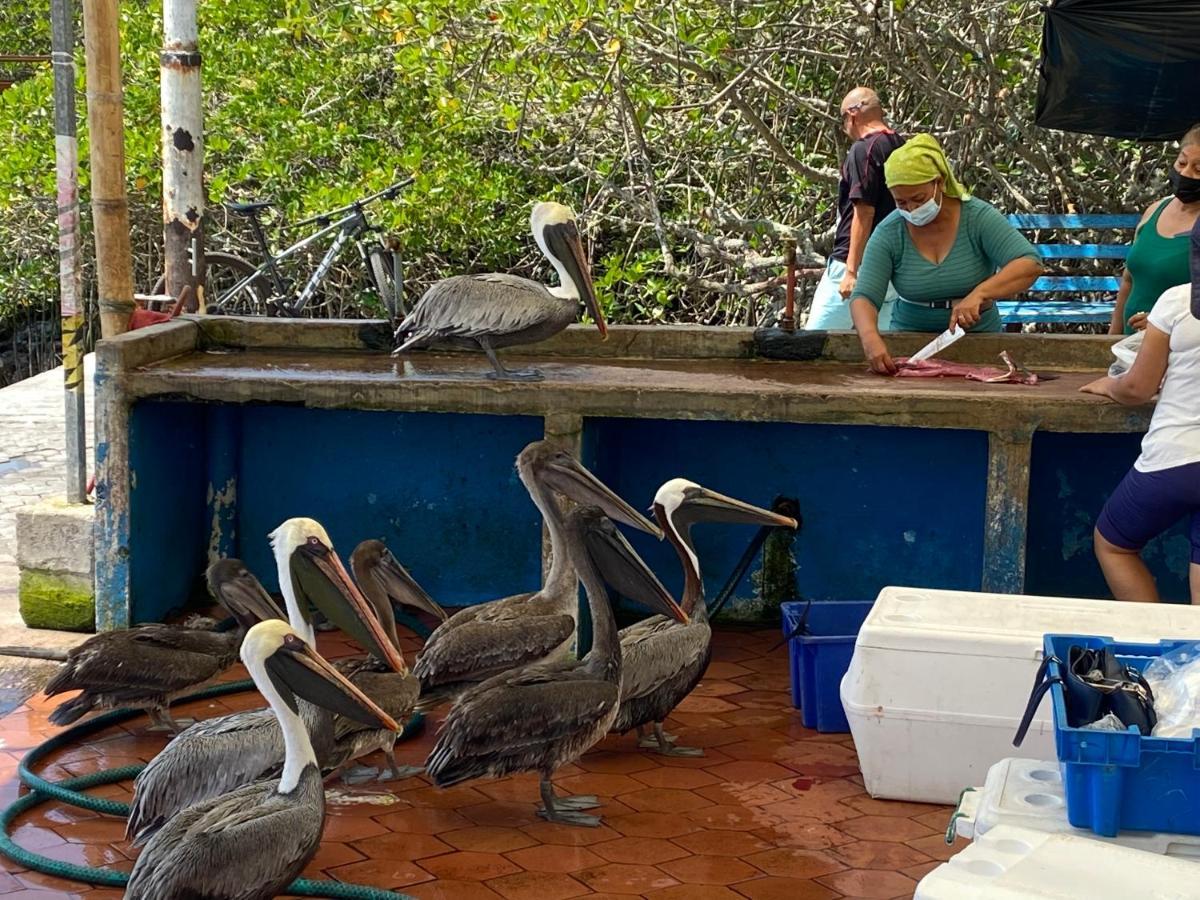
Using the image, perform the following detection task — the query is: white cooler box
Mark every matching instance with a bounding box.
[841,586,1200,804]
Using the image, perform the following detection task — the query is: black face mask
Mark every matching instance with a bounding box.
[1169,168,1200,204]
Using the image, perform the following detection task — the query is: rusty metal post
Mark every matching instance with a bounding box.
[82,0,135,339]
[51,0,88,503]
[160,0,204,311]
[781,240,797,332]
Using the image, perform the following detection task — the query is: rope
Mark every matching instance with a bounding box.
[3,615,435,899]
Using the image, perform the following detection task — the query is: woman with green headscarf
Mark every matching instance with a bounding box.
[848,134,1043,374]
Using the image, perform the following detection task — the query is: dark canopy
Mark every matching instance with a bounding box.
[1036,0,1200,141]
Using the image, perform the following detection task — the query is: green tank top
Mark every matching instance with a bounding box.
[1123,199,1193,334]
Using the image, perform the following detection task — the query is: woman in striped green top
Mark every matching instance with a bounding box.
[849,135,1043,374]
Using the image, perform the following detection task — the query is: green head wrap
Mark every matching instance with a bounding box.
[883,133,968,199]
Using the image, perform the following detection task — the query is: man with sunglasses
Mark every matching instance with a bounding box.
[805,87,905,331]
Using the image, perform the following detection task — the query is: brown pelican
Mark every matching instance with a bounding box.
[127,526,403,844]
[16,568,281,733]
[393,202,605,380]
[426,505,686,827]
[326,539,447,784]
[125,618,399,900]
[414,441,662,705]
[613,479,797,756]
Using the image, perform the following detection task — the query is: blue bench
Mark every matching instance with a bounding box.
[995,213,1140,327]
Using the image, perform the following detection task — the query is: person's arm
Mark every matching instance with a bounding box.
[1109,201,1161,334]
[849,225,897,374]
[948,201,1044,331]
[1080,322,1170,404]
[839,201,876,300]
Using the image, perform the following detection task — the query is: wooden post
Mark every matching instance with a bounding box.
[781,240,797,332]
[51,0,88,503]
[160,0,205,311]
[82,0,135,339]
[981,428,1034,594]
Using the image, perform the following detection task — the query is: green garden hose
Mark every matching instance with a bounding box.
[2,613,436,899]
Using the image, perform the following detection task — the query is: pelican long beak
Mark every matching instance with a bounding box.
[545,221,605,339]
[374,552,448,623]
[580,512,687,623]
[684,488,798,530]
[265,632,400,730]
[210,566,285,631]
[292,543,408,673]
[542,455,663,539]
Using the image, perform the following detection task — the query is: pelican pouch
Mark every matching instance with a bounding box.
[1013,645,1156,747]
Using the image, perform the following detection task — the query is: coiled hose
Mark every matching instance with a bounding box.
[2,613,435,899]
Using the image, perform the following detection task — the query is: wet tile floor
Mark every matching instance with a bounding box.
[0,626,965,899]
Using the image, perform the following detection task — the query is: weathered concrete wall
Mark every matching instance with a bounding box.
[16,499,95,631]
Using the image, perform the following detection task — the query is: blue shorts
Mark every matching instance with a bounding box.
[1096,461,1200,564]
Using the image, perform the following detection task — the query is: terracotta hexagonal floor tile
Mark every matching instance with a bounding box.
[903,860,941,881]
[401,783,490,809]
[35,841,126,868]
[839,816,933,843]
[745,847,846,879]
[420,850,521,881]
[374,805,473,835]
[733,875,840,900]
[16,868,96,894]
[326,858,435,890]
[485,871,590,900]
[590,835,690,865]
[631,766,722,790]
[555,772,645,798]
[910,810,954,831]
[704,661,753,679]
[674,695,741,715]
[647,885,748,900]
[321,815,389,843]
[754,818,862,851]
[460,801,540,829]
[688,804,776,832]
[303,840,364,874]
[0,871,23,892]
[440,826,537,854]
[673,829,773,858]
[833,839,933,871]
[697,781,792,809]
[476,775,545,803]
[575,752,657,775]
[606,811,699,839]
[404,879,505,900]
[691,680,746,698]
[350,830,454,860]
[50,818,129,846]
[658,854,760,885]
[905,833,968,862]
[575,861,681,894]
[503,843,604,873]
[520,820,623,846]
[816,868,917,898]
[8,825,65,851]
[844,796,944,819]
[759,796,859,825]
[704,756,795,781]
[618,787,714,813]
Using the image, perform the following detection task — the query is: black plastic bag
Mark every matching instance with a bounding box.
[1036,0,1200,140]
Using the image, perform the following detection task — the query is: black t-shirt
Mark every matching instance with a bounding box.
[830,130,906,263]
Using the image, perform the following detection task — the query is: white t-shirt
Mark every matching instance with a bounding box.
[1136,284,1200,472]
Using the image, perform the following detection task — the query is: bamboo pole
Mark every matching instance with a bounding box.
[82,0,135,339]
[51,0,87,503]
[160,0,204,311]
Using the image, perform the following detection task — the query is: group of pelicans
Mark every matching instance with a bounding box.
[29,441,795,898]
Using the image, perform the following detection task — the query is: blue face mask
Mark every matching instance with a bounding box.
[898,189,942,227]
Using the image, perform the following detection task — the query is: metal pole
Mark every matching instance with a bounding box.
[51,0,87,503]
[82,0,135,339]
[781,240,797,332]
[160,0,204,311]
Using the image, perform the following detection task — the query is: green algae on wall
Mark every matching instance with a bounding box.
[19,570,95,632]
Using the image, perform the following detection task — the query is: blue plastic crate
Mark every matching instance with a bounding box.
[1044,634,1200,838]
[781,600,873,733]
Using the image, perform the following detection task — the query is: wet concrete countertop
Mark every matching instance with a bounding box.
[119,346,1151,434]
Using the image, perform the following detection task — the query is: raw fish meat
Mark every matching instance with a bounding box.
[889,351,1042,385]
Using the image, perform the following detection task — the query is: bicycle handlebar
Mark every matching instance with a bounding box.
[289,176,415,229]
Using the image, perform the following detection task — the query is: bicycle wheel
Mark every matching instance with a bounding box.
[151,251,271,316]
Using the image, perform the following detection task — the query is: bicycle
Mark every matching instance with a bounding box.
[151,176,413,318]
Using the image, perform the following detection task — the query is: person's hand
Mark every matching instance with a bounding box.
[949,292,985,331]
[1128,312,1149,331]
[838,271,857,301]
[862,333,898,375]
[1080,375,1117,400]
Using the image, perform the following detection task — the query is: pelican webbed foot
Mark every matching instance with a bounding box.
[381,749,425,782]
[538,779,603,826]
[145,708,192,735]
[648,723,703,757]
[480,339,544,381]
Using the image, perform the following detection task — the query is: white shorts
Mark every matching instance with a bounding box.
[803,258,897,331]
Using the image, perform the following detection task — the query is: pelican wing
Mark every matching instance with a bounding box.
[618,619,711,703]
[414,613,574,687]
[44,627,235,698]
[332,670,418,743]
[398,274,561,348]
[125,773,322,900]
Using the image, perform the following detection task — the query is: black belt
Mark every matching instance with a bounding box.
[899,297,954,310]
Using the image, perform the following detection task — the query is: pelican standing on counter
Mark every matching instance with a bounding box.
[127,520,404,843]
[426,505,687,826]
[326,539,446,784]
[414,441,662,705]
[125,619,399,900]
[613,479,797,756]
[393,202,605,380]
